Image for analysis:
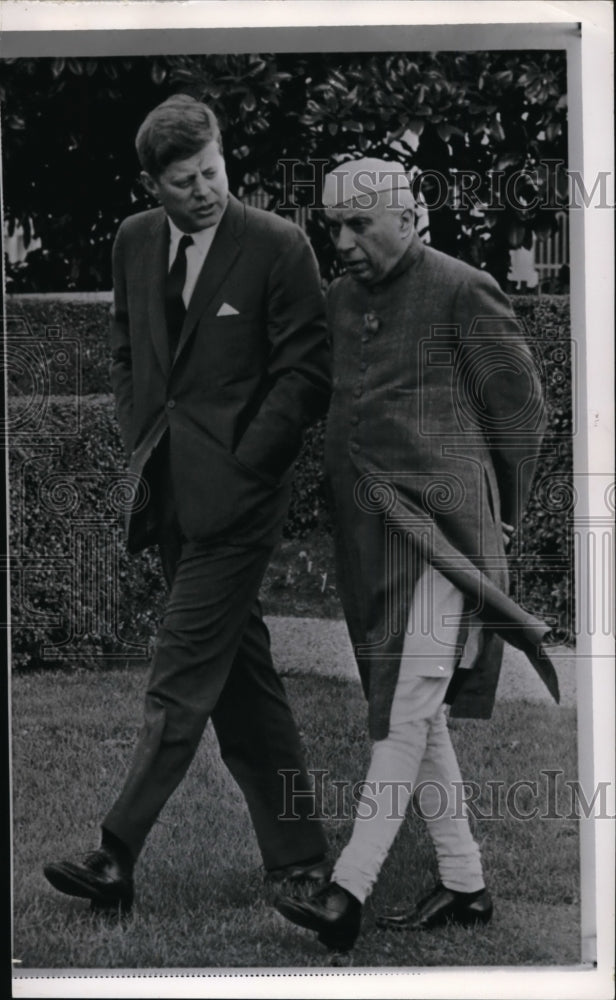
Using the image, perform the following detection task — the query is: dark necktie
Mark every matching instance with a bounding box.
[166,233,193,361]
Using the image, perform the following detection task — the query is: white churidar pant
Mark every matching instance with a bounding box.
[332,567,485,904]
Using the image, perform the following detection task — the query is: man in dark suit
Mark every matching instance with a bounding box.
[44,95,330,913]
[275,158,558,953]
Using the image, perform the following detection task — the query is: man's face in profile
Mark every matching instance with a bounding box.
[142,139,229,233]
[324,194,413,284]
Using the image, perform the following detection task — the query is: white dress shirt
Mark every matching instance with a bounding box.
[167,211,224,307]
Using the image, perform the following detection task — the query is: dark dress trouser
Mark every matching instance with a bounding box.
[102,450,327,870]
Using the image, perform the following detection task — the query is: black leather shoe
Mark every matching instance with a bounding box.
[265,857,332,885]
[275,881,362,952]
[376,883,493,931]
[44,847,134,913]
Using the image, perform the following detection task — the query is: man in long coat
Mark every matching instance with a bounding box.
[275,158,559,953]
[44,95,331,914]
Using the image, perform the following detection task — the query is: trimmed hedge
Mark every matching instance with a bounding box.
[8,294,574,669]
[506,297,574,636]
[8,393,333,670]
[9,396,164,669]
[6,294,114,397]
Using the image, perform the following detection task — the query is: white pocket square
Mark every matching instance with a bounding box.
[216,302,240,316]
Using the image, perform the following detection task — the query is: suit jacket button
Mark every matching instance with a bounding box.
[167,399,176,409]
[351,443,360,453]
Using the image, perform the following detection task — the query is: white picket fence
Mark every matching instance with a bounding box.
[534,211,570,282]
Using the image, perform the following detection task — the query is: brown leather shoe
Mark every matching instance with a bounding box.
[44,847,134,913]
[275,881,362,951]
[376,883,493,931]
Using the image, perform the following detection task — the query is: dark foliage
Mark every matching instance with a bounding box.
[2,51,567,291]
[5,296,114,397]
[507,297,575,640]
[8,395,167,669]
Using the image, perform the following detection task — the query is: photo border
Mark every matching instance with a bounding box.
[2,3,613,998]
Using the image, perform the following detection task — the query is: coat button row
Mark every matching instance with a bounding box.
[167,399,176,409]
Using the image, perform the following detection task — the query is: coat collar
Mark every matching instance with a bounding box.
[174,194,245,364]
[145,195,246,374]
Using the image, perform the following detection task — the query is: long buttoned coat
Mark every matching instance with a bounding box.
[324,234,558,740]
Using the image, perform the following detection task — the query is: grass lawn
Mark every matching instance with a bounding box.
[11,664,581,972]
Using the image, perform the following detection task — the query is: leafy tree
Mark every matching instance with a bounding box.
[274,51,568,284]
[1,50,567,290]
[1,57,166,289]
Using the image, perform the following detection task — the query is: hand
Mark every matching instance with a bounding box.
[502,522,515,550]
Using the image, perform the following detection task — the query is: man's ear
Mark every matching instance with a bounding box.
[140,171,159,200]
[399,206,414,239]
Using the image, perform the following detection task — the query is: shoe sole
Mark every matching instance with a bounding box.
[275,898,357,952]
[43,864,133,910]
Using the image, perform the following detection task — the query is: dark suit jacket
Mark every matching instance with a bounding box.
[110,195,330,551]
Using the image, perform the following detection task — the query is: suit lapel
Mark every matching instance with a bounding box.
[173,195,245,365]
[145,210,171,375]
